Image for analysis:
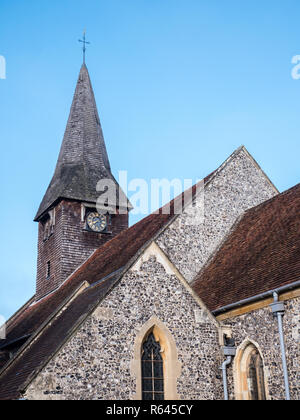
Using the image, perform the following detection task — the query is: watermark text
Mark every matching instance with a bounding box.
[0,55,6,79]
[0,315,6,339]
[291,55,300,80]
[96,172,205,226]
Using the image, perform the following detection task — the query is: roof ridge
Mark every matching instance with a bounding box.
[240,146,279,194]
[4,146,272,352]
[192,181,300,312]
[0,281,89,380]
[4,295,35,334]
[31,146,252,305]
[192,185,300,289]
[243,182,299,216]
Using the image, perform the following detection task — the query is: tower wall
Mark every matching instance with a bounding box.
[36,200,128,301]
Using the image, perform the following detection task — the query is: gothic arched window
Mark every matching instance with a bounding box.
[141,332,164,400]
[235,341,267,400]
[247,348,266,400]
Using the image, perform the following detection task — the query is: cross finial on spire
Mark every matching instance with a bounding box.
[78,30,90,64]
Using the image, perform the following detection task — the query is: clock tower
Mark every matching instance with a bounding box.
[34,63,132,301]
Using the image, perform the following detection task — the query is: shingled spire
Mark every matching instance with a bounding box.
[34,64,131,301]
[35,64,121,221]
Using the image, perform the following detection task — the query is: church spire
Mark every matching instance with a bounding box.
[34,62,131,301]
[35,64,119,221]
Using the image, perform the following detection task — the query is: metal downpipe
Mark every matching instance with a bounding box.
[220,356,232,400]
[220,341,236,401]
[270,292,291,400]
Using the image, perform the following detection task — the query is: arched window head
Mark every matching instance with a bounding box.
[131,316,181,400]
[141,332,164,400]
[247,348,266,400]
[234,340,267,400]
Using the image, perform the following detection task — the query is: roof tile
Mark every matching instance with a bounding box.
[192,183,300,312]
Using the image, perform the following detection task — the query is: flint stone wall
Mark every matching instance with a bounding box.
[222,296,300,400]
[24,256,223,400]
[157,148,277,283]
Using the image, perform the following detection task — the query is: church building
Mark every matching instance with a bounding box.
[0,63,299,400]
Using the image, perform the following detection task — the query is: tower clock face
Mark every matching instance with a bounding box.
[86,212,107,233]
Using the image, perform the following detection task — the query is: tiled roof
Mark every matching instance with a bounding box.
[0,275,120,400]
[192,183,300,312]
[7,168,219,347]
[0,145,288,399]
[0,174,215,399]
[6,203,174,343]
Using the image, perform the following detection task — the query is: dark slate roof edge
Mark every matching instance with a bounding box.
[34,192,132,222]
[5,295,36,334]
[0,281,89,381]
[20,277,120,396]
[85,266,125,291]
[20,247,160,394]
[0,335,31,351]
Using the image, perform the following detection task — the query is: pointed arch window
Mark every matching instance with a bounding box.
[247,348,266,400]
[235,341,267,400]
[141,332,164,400]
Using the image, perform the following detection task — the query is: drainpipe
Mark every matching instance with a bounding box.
[269,292,290,400]
[220,343,236,400]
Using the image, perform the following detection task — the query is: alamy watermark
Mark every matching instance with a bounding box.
[0,55,6,79]
[291,55,300,80]
[96,171,204,226]
[0,315,6,339]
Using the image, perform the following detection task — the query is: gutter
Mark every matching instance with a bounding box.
[212,279,300,316]
[214,281,298,400]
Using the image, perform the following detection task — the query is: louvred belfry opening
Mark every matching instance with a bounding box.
[34,64,132,301]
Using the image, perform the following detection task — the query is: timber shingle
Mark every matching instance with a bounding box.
[35,64,131,221]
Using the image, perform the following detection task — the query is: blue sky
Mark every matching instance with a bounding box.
[0,0,299,319]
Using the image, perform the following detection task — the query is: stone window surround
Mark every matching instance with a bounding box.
[131,316,182,400]
[81,202,98,222]
[233,338,269,400]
